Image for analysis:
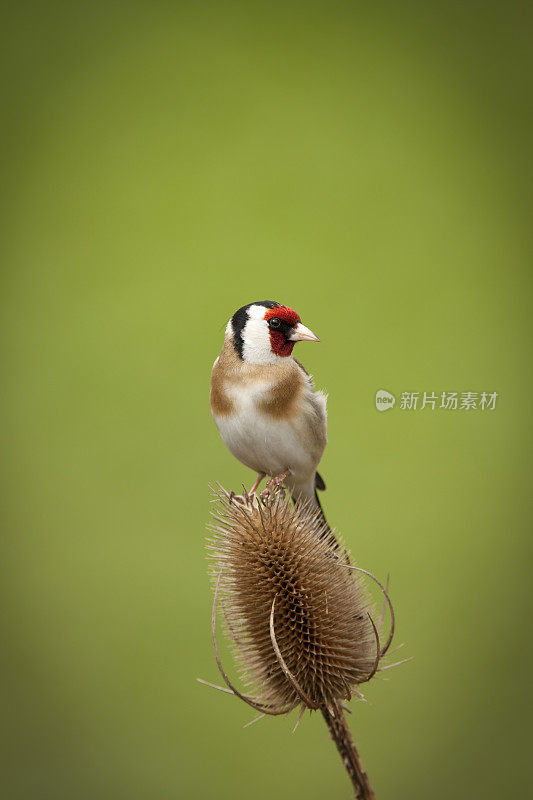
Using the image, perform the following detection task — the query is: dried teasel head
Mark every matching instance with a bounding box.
[206,486,394,716]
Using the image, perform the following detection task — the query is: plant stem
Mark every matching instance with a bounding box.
[321,700,376,799]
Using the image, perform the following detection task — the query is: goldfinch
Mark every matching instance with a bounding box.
[210,300,331,533]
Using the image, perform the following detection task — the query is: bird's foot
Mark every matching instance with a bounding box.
[228,474,266,508]
[228,489,246,506]
[248,472,265,496]
[229,470,290,508]
[229,485,261,509]
[260,469,291,503]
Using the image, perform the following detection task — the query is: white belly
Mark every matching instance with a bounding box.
[213,381,325,481]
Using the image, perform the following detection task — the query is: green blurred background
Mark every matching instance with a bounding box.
[1,1,531,798]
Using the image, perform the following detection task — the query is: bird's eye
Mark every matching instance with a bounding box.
[269,317,281,329]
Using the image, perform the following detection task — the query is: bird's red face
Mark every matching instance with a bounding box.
[264,305,320,357]
[264,305,301,357]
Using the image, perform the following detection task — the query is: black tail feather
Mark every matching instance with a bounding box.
[315,471,326,491]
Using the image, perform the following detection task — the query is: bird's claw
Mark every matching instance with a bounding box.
[260,470,290,503]
[229,472,290,508]
[229,485,260,508]
[228,490,246,506]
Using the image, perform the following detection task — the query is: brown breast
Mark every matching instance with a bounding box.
[258,368,303,420]
[210,355,235,416]
[210,339,305,420]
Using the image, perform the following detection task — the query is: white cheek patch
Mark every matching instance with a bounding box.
[242,305,286,365]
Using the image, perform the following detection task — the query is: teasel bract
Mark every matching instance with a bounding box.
[203,485,396,800]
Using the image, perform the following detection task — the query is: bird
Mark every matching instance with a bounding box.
[210,300,333,540]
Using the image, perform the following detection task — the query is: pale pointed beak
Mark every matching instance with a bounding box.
[289,322,321,342]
